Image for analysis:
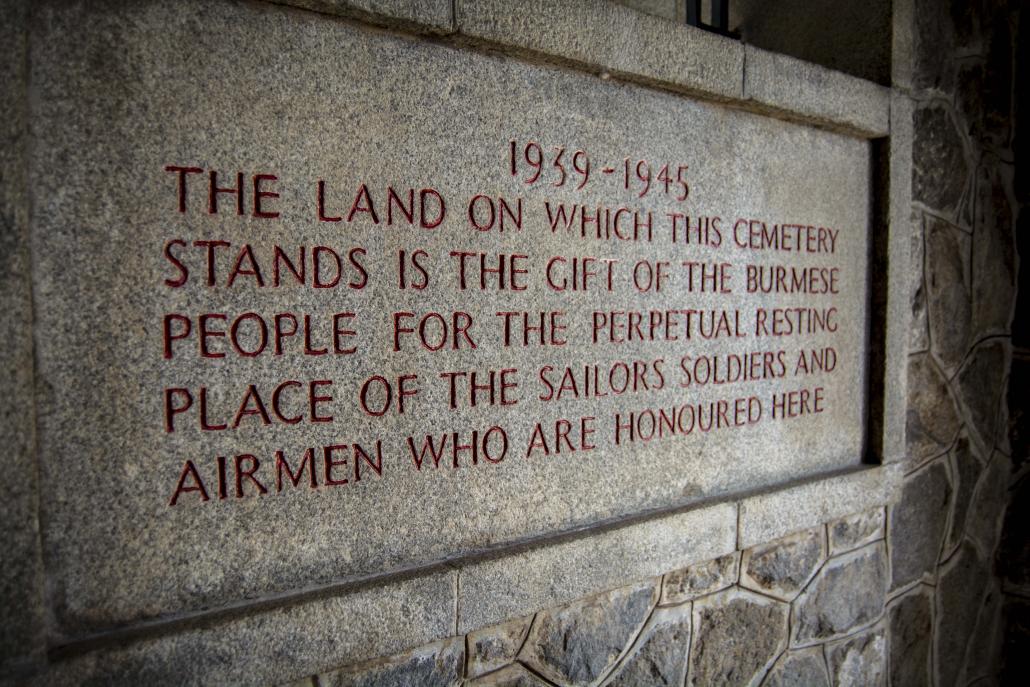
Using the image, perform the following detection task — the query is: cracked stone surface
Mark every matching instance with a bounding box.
[466,663,551,687]
[829,509,885,555]
[467,615,533,679]
[740,528,825,601]
[906,354,960,464]
[761,647,828,687]
[924,216,972,375]
[792,543,887,644]
[945,435,983,553]
[913,103,969,215]
[319,637,463,687]
[888,587,932,687]
[936,542,989,687]
[956,340,1008,452]
[662,554,738,604]
[688,588,787,687]
[826,626,886,687]
[521,581,657,687]
[606,604,690,687]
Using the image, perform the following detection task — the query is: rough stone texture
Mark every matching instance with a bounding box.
[971,165,1016,339]
[467,616,533,679]
[966,451,1009,555]
[964,580,1004,684]
[889,460,951,590]
[521,581,657,687]
[606,604,690,687]
[945,434,983,553]
[270,0,454,33]
[0,0,44,676]
[738,465,900,549]
[888,586,933,687]
[829,508,885,555]
[456,0,744,101]
[613,0,680,23]
[688,589,788,687]
[906,354,960,464]
[466,663,550,687]
[792,543,887,644]
[936,542,990,687]
[761,647,828,687]
[661,553,738,605]
[319,637,463,687]
[458,504,736,634]
[912,102,969,215]
[825,626,887,687]
[956,339,1009,453]
[43,569,457,686]
[910,214,930,353]
[924,216,972,375]
[740,527,825,601]
[743,44,891,136]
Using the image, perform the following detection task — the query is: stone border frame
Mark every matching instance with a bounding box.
[0,0,914,682]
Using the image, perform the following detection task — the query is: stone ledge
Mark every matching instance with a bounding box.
[738,464,904,548]
[266,0,455,34]
[455,501,738,634]
[454,0,744,102]
[743,45,891,138]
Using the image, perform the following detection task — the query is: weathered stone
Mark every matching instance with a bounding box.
[963,580,1003,684]
[910,213,930,352]
[826,626,886,687]
[521,581,657,687]
[966,452,1010,555]
[280,679,315,687]
[792,542,887,644]
[661,554,738,604]
[761,647,828,687]
[936,541,989,687]
[607,604,690,687]
[924,216,972,375]
[956,340,1009,453]
[317,637,463,687]
[906,354,960,464]
[829,508,885,555]
[912,103,969,215]
[271,0,454,33]
[945,434,982,552]
[740,527,825,601]
[888,586,932,687]
[971,165,1016,340]
[688,589,787,687]
[889,460,951,590]
[912,0,959,93]
[466,663,550,687]
[467,616,533,679]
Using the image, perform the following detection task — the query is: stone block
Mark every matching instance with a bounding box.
[661,553,738,605]
[912,102,969,216]
[791,542,887,645]
[44,570,457,686]
[29,0,873,643]
[888,586,932,687]
[944,434,983,553]
[828,508,885,555]
[319,636,463,687]
[455,0,743,101]
[520,580,657,687]
[905,354,960,464]
[936,541,989,687]
[606,604,691,687]
[688,588,788,687]
[955,339,1009,454]
[466,663,549,686]
[269,0,454,33]
[762,647,829,687]
[825,625,887,687]
[966,451,1010,555]
[889,459,951,591]
[971,165,1016,340]
[740,527,825,601]
[466,615,533,679]
[743,45,890,137]
[909,214,929,353]
[924,217,972,376]
[457,504,736,634]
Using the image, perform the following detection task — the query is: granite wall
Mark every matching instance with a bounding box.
[281,1,1026,685]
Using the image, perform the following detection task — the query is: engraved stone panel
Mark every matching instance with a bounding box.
[30,0,872,637]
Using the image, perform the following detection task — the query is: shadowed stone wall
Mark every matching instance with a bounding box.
[282,1,1026,684]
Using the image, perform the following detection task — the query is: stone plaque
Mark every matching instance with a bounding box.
[31,1,870,636]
